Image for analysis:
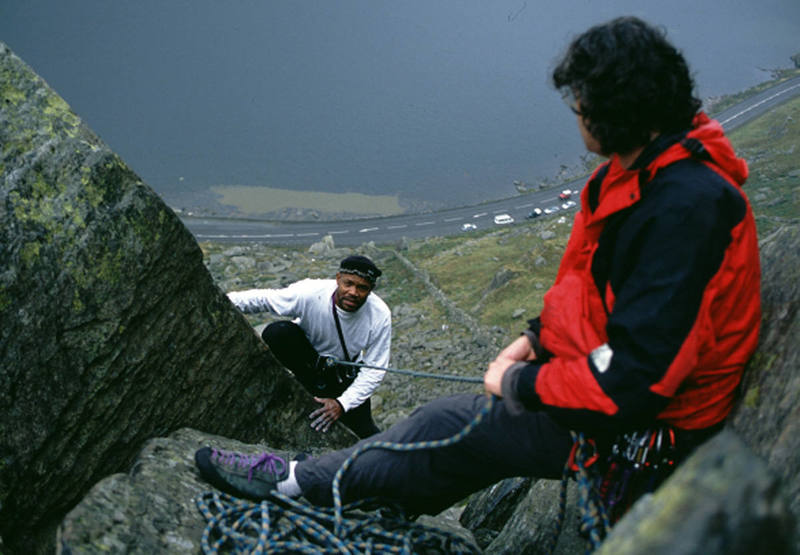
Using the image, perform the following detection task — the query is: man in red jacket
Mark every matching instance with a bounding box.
[196,16,761,521]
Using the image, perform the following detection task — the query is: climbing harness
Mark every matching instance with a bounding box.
[597,427,677,524]
[548,427,679,554]
[195,396,494,554]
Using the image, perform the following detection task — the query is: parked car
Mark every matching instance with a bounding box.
[461,223,477,232]
[527,208,543,219]
[559,189,572,200]
[493,213,514,225]
[544,206,560,215]
[561,200,577,210]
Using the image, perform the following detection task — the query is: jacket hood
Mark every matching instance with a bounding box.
[580,112,749,226]
[655,112,749,187]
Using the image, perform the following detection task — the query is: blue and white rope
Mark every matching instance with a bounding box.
[548,431,611,554]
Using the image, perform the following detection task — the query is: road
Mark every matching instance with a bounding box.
[182,186,575,246]
[181,76,800,246]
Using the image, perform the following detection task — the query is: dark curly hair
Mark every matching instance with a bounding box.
[552,16,702,155]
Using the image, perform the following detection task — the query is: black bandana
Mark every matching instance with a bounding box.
[339,255,382,285]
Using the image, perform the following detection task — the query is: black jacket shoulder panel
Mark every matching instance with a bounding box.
[589,158,748,417]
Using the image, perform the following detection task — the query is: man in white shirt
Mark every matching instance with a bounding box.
[228,255,391,438]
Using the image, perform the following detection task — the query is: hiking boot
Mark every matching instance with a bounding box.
[194,446,289,500]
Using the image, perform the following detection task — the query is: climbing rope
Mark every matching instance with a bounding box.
[548,431,611,555]
[330,395,493,536]
[328,358,484,384]
[195,490,479,554]
[195,396,494,554]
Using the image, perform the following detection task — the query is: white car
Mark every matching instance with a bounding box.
[561,200,577,210]
[493,214,514,225]
[461,223,477,232]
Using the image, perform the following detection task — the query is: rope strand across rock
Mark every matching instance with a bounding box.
[327,357,485,384]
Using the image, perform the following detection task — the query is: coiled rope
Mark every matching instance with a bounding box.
[195,395,494,554]
[195,490,479,554]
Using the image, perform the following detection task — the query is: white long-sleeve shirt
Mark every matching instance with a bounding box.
[227,279,391,412]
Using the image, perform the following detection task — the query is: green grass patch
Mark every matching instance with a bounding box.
[405,220,571,342]
[729,96,800,236]
[211,185,405,217]
[371,254,431,307]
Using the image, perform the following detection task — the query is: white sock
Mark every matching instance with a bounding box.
[277,461,302,497]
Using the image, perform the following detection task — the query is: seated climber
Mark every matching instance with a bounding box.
[198,16,761,528]
[227,254,391,439]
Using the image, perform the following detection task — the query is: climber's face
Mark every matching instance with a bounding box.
[334,272,373,312]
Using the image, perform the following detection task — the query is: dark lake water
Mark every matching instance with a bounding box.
[2,1,799,210]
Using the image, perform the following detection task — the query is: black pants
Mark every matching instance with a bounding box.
[261,321,380,439]
[294,392,723,517]
[295,393,575,516]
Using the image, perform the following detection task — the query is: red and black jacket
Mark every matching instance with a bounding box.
[507,113,761,434]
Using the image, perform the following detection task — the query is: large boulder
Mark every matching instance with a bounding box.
[0,42,352,553]
[58,429,241,554]
[462,478,587,555]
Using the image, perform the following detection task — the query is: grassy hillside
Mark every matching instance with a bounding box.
[729,95,800,235]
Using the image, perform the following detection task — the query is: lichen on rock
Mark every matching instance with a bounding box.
[0,41,353,554]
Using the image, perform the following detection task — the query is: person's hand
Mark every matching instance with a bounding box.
[309,397,343,433]
[497,334,537,363]
[484,335,537,397]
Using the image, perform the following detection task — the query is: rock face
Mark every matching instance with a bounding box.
[0,42,352,553]
[58,429,288,554]
[461,477,587,554]
[729,224,800,534]
[596,430,793,554]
